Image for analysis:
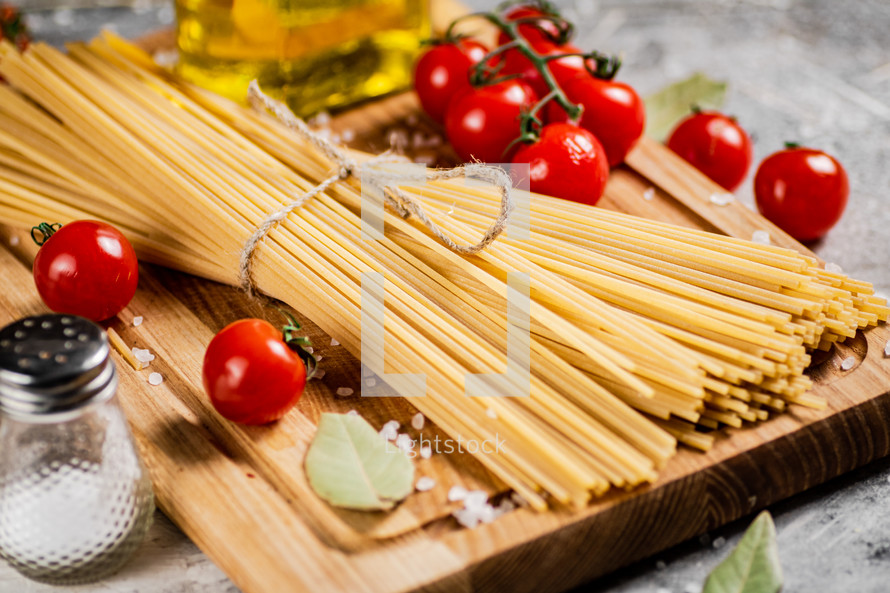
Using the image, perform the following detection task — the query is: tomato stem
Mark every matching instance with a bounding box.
[276,308,318,378]
[30,222,62,246]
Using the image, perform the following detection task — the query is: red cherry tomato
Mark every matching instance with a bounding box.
[445,79,538,163]
[414,39,489,124]
[665,111,753,192]
[203,319,308,425]
[547,74,645,167]
[753,147,849,242]
[498,40,587,99]
[498,4,565,47]
[32,220,138,322]
[512,122,610,205]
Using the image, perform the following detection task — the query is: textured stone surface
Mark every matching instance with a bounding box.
[2,0,888,591]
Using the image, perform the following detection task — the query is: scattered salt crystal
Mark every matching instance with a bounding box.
[448,486,468,502]
[452,508,481,529]
[751,230,771,245]
[642,187,655,201]
[153,50,179,68]
[415,477,435,492]
[840,356,856,371]
[485,408,498,419]
[406,114,419,126]
[315,355,323,362]
[313,369,326,380]
[709,192,735,206]
[420,446,432,459]
[411,412,425,430]
[655,560,667,570]
[464,490,488,510]
[9,235,19,246]
[362,366,375,378]
[825,262,844,274]
[132,316,143,327]
[304,346,314,354]
[395,433,414,453]
[330,134,341,144]
[148,372,163,386]
[341,129,355,143]
[884,341,890,357]
[312,111,331,127]
[330,338,340,346]
[347,409,359,416]
[131,347,155,364]
[335,387,354,397]
[379,424,398,441]
[411,131,426,149]
[712,536,726,549]
[494,498,516,517]
[365,378,377,387]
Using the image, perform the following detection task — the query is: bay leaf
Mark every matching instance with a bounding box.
[305,412,415,511]
[645,72,727,141]
[703,511,783,593]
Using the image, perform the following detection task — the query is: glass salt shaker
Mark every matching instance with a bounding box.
[0,313,155,585]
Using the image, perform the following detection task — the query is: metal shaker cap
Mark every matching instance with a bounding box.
[0,314,117,417]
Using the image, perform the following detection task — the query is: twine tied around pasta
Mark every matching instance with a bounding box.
[238,80,515,295]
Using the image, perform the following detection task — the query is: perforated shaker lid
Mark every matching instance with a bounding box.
[0,314,116,416]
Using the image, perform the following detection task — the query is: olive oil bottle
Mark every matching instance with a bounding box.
[174,0,429,117]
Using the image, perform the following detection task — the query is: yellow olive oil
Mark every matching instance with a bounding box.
[174,0,429,117]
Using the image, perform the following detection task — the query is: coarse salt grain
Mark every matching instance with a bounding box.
[395,433,414,453]
[379,424,398,441]
[132,316,143,327]
[131,347,155,364]
[709,192,734,206]
[420,446,432,459]
[315,355,323,362]
[485,408,497,419]
[330,338,340,346]
[304,346,314,354]
[448,486,468,502]
[9,235,19,246]
[335,387,354,397]
[312,369,326,380]
[751,230,771,245]
[148,372,163,386]
[884,341,890,357]
[825,262,844,274]
[712,536,726,549]
[340,129,355,143]
[464,490,488,510]
[655,560,667,570]
[346,409,359,416]
[415,477,435,492]
[362,366,374,378]
[642,187,655,201]
[365,378,377,387]
[411,412,425,430]
[840,356,856,371]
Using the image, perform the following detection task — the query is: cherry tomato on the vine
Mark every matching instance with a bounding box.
[547,74,645,167]
[753,146,849,242]
[497,4,565,47]
[32,220,138,322]
[666,111,753,192]
[512,122,610,205]
[203,318,308,425]
[497,39,587,99]
[414,38,489,124]
[445,79,538,163]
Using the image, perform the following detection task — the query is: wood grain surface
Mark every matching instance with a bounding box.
[1,3,889,591]
[1,101,888,590]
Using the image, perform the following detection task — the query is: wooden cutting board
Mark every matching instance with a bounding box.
[2,10,890,593]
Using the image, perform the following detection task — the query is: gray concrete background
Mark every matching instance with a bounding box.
[1,0,889,591]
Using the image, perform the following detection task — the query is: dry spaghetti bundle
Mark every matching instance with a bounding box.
[0,35,884,508]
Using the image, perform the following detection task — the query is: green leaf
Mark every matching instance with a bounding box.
[703,511,783,593]
[305,413,415,511]
[644,72,728,141]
